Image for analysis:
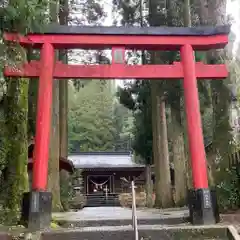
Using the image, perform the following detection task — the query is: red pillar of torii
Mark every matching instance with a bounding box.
[4,25,229,228]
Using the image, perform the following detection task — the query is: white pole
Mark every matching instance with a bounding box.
[105,185,108,199]
[131,181,138,240]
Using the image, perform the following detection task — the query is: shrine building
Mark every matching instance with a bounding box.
[69,152,146,195]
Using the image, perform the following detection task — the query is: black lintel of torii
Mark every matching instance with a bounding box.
[25,24,231,36]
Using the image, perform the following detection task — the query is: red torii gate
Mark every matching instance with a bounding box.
[4,25,229,229]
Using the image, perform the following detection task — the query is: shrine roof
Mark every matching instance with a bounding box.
[28,142,75,173]
[32,24,230,36]
[68,152,145,169]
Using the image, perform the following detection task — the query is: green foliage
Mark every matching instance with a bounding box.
[112,101,134,151]
[70,0,106,25]
[51,217,60,228]
[0,0,49,34]
[216,166,240,211]
[60,172,74,211]
[68,81,116,152]
[50,221,60,229]
[0,102,7,170]
[118,80,153,163]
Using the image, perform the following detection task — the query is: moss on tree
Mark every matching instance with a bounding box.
[3,77,29,223]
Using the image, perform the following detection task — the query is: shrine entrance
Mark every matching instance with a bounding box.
[87,175,112,194]
[4,24,230,229]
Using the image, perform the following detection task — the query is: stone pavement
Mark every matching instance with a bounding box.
[41,224,232,240]
[48,208,240,239]
[53,207,189,225]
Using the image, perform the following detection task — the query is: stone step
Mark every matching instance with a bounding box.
[86,196,118,200]
[86,197,118,201]
[86,197,118,200]
[41,225,233,240]
[85,194,119,198]
[85,202,121,207]
[57,215,189,228]
[86,200,119,203]
[86,195,120,207]
[86,201,120,204]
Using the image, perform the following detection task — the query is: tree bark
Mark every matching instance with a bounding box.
[1,0,31,223]
[195,0,209,25]
[207,0,229,182]
[58,0,70,211]
[183,0,191,27]
[145,164,153,208]
[48,77,62,211]
[169,106,187,206]
[159,99,173,207]
[207,0,227,26]
[59,0,69,159]
[48,0,62,211]
[172,126,187,206]
[3,77,29,222]
[151,81,162,208]
[59,78,68,158]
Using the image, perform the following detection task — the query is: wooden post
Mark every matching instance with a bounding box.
[181,44,208,189]
[28,42,54,230]
[181,44,215,225]
[32,43,54,191]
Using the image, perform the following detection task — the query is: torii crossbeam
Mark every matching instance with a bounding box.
[4,24,230,229]
[5,61,227,79]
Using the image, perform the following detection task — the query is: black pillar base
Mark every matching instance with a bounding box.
[20,191,52,230]
[188,188,219,225]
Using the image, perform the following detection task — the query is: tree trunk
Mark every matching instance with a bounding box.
[48,78,62,211]
[151,81,162,208]
[28,78,38,137]
[59,0,70,210]
[172,123,187,206]
[183,0,191,27]
[48,0,62,211]
[3,77,29,223]
[207,153,215,187]
[159,99,173,207]
[207,0,227,26]
[59,0,69,159]
[183,0,193,190]
[145,164,153,208]
[59,77,68,158]
[207,0,229,183]
[194,0,209,25]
